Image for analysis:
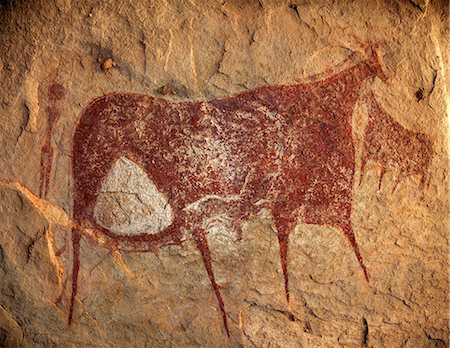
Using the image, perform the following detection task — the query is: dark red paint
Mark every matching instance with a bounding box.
[39,82,65,198]
[360,93,433,191]
[193,228,230,336]
[68,49,388,334]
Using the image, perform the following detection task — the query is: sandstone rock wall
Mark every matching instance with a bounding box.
[0,0,448,347]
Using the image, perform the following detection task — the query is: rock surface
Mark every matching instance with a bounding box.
[0,0,448,347]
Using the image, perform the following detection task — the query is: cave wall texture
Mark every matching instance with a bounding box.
[0,0,448,347]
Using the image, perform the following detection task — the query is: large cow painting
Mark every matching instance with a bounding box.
[37,46,432,336]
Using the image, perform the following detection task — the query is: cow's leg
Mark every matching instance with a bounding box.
[378,165,387,191]
[68,226,81,325]
[338,222,369,282]
[68,145,121,324]
[272,202,297,304]
[192,228,230,337]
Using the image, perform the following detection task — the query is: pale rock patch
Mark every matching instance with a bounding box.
[93,156,174,235]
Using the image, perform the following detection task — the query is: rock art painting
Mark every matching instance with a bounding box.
[39,82,66,198]
[0,0,446,345]
[360,92,434,191]
[66,47,395,336]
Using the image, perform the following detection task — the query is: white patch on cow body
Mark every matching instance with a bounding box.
[183,194,240,212]
[93,157,174,235]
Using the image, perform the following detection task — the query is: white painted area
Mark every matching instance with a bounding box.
[93,157,174,235]
[183,194,240,212]
[202,214,240,248]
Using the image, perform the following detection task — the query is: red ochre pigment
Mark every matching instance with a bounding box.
[361,92,434,191]
[39,82,66,198]
[68,49,390,335]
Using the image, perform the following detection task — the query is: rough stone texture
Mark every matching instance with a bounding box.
[0,0,448,347]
